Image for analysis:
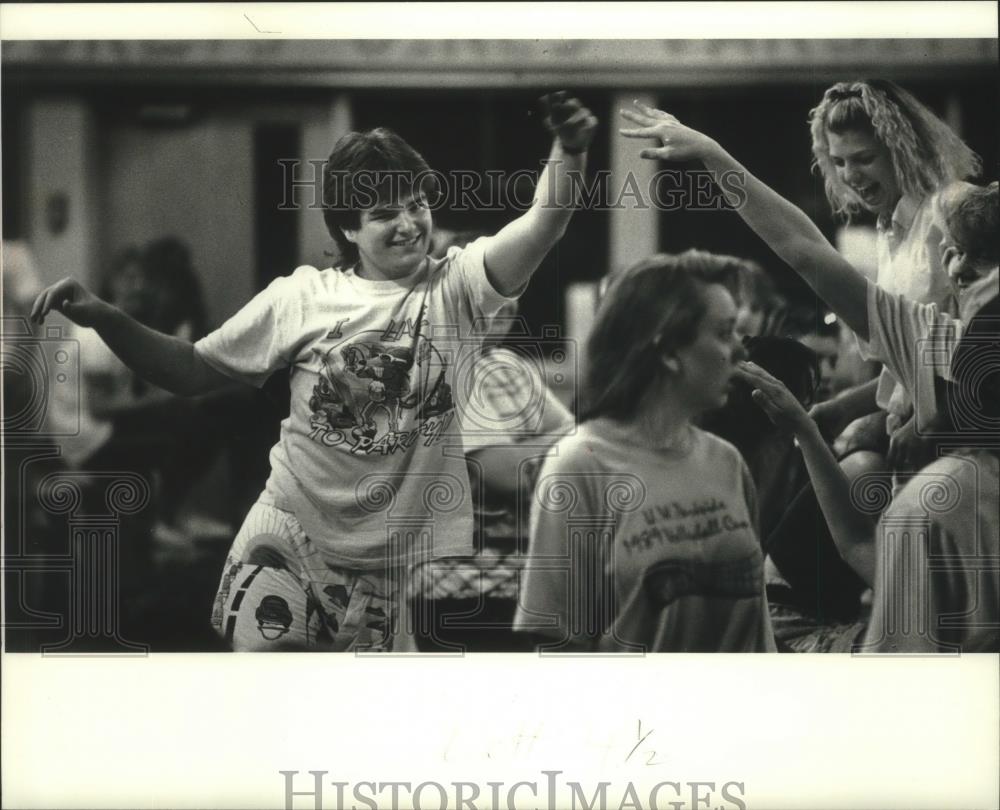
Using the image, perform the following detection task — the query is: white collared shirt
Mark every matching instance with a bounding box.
[860,193,957,430]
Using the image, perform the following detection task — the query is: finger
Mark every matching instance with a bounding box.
[557,107,590,131]
[638,147,673,160]
[619,108,658,126]
[735,362,777,389]
[34,289,54,323]
[632,100,674,121]
[550,102,580,127]
[619,126,663,139]
[750,389,780,420]
[540,92,572,124]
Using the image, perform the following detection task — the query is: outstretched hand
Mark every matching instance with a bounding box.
[30,278,106,328]
[619,101,719,162]
[540,91,598,155]
[734,361,813,435]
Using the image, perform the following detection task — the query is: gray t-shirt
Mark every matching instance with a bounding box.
[195,239,515,569]
[514,419,776,652]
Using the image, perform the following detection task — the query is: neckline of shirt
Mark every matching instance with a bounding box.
[878,193,924,234]
[341,256,438,294]
[585,417,700,458]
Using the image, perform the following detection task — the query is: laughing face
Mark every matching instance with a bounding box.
[344,190,433,281]
[827,129,901,219]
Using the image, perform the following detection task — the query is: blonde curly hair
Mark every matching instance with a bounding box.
[809,79,981,221]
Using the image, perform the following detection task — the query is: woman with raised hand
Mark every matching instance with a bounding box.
[627,81,981,475]
[805,81,979,467]
[513,250,776,653]
[32,92,598,653]
[619,103,993,432]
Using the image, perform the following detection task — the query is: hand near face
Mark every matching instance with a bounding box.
[735,361,813,435]
[619,101,719,162]
[539,91,598,155]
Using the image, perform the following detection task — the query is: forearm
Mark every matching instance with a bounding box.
[701,147,871,340]
[88,381,177,420]
[827,377,880,423]
[90,302,230,397]
[484,142,586,297]
[794,419,876,585]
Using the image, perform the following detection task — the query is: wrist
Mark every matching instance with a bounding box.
[797,417,825,444]
[702,140,729,168]
[91,300,123,331]
[557,139,587,157]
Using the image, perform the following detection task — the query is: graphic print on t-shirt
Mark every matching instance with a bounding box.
[307,302,456,456]
[625,496,760,607]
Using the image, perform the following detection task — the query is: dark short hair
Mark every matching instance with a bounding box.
[579,250,744,422]
[322,128,432,267]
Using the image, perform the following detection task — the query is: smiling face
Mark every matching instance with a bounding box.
[670,283,744,414]
[827,129,901,219]
[344,190,433,281]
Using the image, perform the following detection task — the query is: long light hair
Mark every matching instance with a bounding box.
[809,79,981,220]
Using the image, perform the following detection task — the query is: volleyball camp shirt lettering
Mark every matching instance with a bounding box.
[515,421,776,652]
[194,239,515,569]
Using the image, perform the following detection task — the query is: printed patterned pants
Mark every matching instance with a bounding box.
[210,501,416,651]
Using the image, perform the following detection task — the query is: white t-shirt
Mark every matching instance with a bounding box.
[513,419,776,652]
[865,269,999,431]
[862,193,957,431]
[194,239,515,569]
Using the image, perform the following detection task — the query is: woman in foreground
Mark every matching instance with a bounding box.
[513,251,776,652]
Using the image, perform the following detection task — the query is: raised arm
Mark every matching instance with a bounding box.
[31,278,231,397]
[483,92,598,297]
[620,102,871,341]
[735,362,876,584]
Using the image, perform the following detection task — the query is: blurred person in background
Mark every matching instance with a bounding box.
[788,309,844,403]
[514,250,776,653]
[733,258,789,339]
[76,237,245,553]
[32,92,597,652]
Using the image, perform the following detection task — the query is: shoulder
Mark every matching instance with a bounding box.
[692,427,745,466]
[430,237,490,282]
[887,451,998,520]
[541,423,607,473]
[259,264,342,305]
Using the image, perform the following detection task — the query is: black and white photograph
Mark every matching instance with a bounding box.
[3,3,998,808]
